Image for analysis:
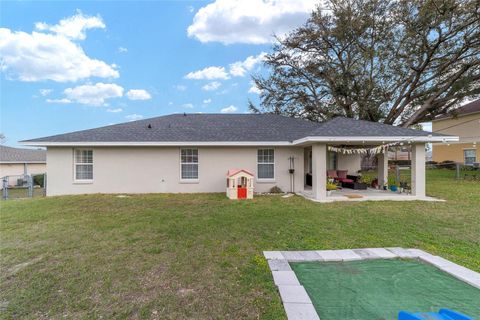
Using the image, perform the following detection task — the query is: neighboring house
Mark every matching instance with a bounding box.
[432,99,480,165]
[22,114,456,201]
[0,145,46,181]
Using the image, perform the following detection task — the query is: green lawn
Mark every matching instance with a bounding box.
[1,169,479,319]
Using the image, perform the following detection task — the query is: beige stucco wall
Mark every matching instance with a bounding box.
[432,113,480,141]
[0,163,46,177]
[46,146,305,196]
[337,153,362,174]
[432,143,478,163]
[432,113,479,163]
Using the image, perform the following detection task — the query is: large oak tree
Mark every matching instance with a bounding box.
[250,0,480,126]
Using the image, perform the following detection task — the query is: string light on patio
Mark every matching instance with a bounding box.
[328,142,406,155]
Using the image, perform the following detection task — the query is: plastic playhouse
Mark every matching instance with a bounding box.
[399,309,473,320]
[226,169,254,200]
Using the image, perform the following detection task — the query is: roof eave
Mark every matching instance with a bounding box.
[292,135,459,145]
[19,141,294,147]
[20,135,459,147]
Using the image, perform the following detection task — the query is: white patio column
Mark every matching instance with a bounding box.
[377,152,388,188]
[312,143,327,201]
[411,143,426,197]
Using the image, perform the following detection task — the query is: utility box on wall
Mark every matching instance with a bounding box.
[226,169,254,200]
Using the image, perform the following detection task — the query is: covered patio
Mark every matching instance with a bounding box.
[301,184,443,202]
[299,142,437,202]
[292,118,458,202]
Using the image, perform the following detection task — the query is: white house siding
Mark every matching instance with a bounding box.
[46,146,305,196]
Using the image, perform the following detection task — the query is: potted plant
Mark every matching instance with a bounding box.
[361,175,371,185]
[326,181,337,196]
[371,178,379,189]
[388,176,398,192]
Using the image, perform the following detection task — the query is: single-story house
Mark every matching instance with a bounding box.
[21,114,457,201]
[0,145,46,184]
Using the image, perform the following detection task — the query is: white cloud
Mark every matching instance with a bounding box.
[107,108,123,113]
[187,0,318,44]
[125,114,143,121]
[175,85,187,91]
[202,81,221,91]
[168,101,174,105]
[182,103,194,109]
[220,105,237,113]
[248,82,262,94]
[35,11,105,40]
[39,89,52,96]
[185,66,230,80]
[126,89,151,100]
[118,46,128,53]
[229,52,266,77]
[46,98,72,104]
[63,83,124,106]
[0,14,119,82]
[188,5,195,13]
[203,98,212,104]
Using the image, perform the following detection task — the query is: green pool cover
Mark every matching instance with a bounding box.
[290,259,480,320]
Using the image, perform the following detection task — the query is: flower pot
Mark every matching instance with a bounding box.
[389,185,398,192]
[327,190,332,196]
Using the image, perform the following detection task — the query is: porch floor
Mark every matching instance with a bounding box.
[300,187,443,202]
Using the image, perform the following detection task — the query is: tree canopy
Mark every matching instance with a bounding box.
[250,0,480,126]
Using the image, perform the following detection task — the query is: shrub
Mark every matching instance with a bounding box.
[440,160,456,170]
[269,186,283,193]
[33,174,44,187]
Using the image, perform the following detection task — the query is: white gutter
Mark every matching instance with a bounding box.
[20,135,458,147]
[292,135,459,145]
[20,141,293,147]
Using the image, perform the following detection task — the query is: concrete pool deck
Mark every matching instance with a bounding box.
[264,248,480,320]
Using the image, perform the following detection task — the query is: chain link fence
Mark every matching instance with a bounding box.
[1,173,46,200]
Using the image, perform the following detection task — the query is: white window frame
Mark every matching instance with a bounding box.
[73,149,93,183]
[257,148,275,181]
[180,148,199,183]
[463,149,476,165]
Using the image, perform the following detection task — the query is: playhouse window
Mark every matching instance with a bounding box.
[258,149,274,179]
[181,148,198,180]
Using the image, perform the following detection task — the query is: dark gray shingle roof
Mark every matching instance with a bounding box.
[0,145,46,163]
[22,114,443,144]
[310,117,441,137]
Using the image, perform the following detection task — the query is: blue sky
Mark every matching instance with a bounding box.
[1,0,320,146]
[0,0,432,147]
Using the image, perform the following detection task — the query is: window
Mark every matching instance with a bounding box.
[181,148,198,180]
[74,149,93,181]
[327,151,337,170]
[257,149,275,180]
[464,149,476,165]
